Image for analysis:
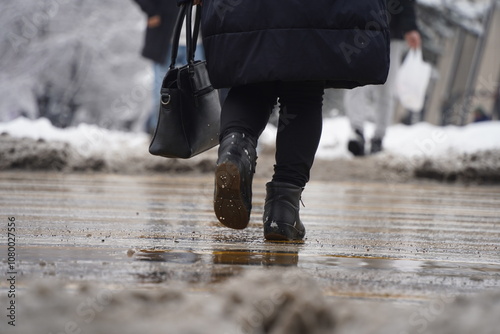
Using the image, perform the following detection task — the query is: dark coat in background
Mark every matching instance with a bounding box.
[200,0,390,89]
[390,0,419,40]
[133,0,179,64]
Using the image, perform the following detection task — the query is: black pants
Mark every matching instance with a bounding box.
[220,81,324,187]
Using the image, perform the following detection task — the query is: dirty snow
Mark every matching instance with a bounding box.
[3,116,499,160]
[1,270,499,334]
[0,117,216,173]
[1,116,500,182]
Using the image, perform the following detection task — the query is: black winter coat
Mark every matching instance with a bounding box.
[133,0,179,64]
[390,0,419,40]
[200,0,391,89]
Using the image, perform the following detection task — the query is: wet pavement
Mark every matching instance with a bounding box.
[1,171,500,303]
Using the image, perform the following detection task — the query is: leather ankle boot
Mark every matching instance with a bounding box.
[263,181,305,241]
[214,132,257,229]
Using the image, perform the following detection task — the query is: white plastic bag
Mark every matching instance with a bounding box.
[395,48,432,112]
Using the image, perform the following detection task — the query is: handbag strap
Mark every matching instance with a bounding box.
[169,2,202,69]
[189,5,202,63]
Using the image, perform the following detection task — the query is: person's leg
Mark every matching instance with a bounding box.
[214,83,277,230]
[372,40,406,151]
[344,86,373,156]
[273,81,324,187]
[344,87,368,134]
[219,83,277,139]
[264,81,324,241]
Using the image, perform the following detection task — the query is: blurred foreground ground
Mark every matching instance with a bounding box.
[1,170,499,334]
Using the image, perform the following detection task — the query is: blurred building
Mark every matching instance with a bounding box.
[412,0,500,125]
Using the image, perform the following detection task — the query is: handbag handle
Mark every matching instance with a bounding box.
[189,5,202,63]
[169,1,202,69]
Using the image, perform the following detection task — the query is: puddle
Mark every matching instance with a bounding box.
[134,248,299,266]
[135,249,201,263]
[212,249,299,266]
[2,172,499,305]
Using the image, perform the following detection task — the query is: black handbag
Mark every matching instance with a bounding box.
[149,2,221,159]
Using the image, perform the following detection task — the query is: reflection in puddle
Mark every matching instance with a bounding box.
[212,249,298,267]
[133,249,205,284]
[134,248,299,267]
[131,247,300,285]
[313,255,428,275]
[135,249,201,263]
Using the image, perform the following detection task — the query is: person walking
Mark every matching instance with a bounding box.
[134,0,206,135]
[344,0,421,156]
[133,0,179,134]
[189,0,390,240]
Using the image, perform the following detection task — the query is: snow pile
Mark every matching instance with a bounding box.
[294,117,500,183]
[384,120,500,157]
[3,270,335,334]
[2,269,499,334]
[0,117,148,159]
[1,116,499,182]
[380,121,500,182]
[2,113,498,162]
[0,117,217,173]
[273,116,500,161]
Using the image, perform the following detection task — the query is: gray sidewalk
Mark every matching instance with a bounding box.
[1,171,499,333]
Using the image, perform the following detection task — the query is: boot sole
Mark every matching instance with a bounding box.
[214,161,250,229]
[264,232,291,241]
[264,222,305,241]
